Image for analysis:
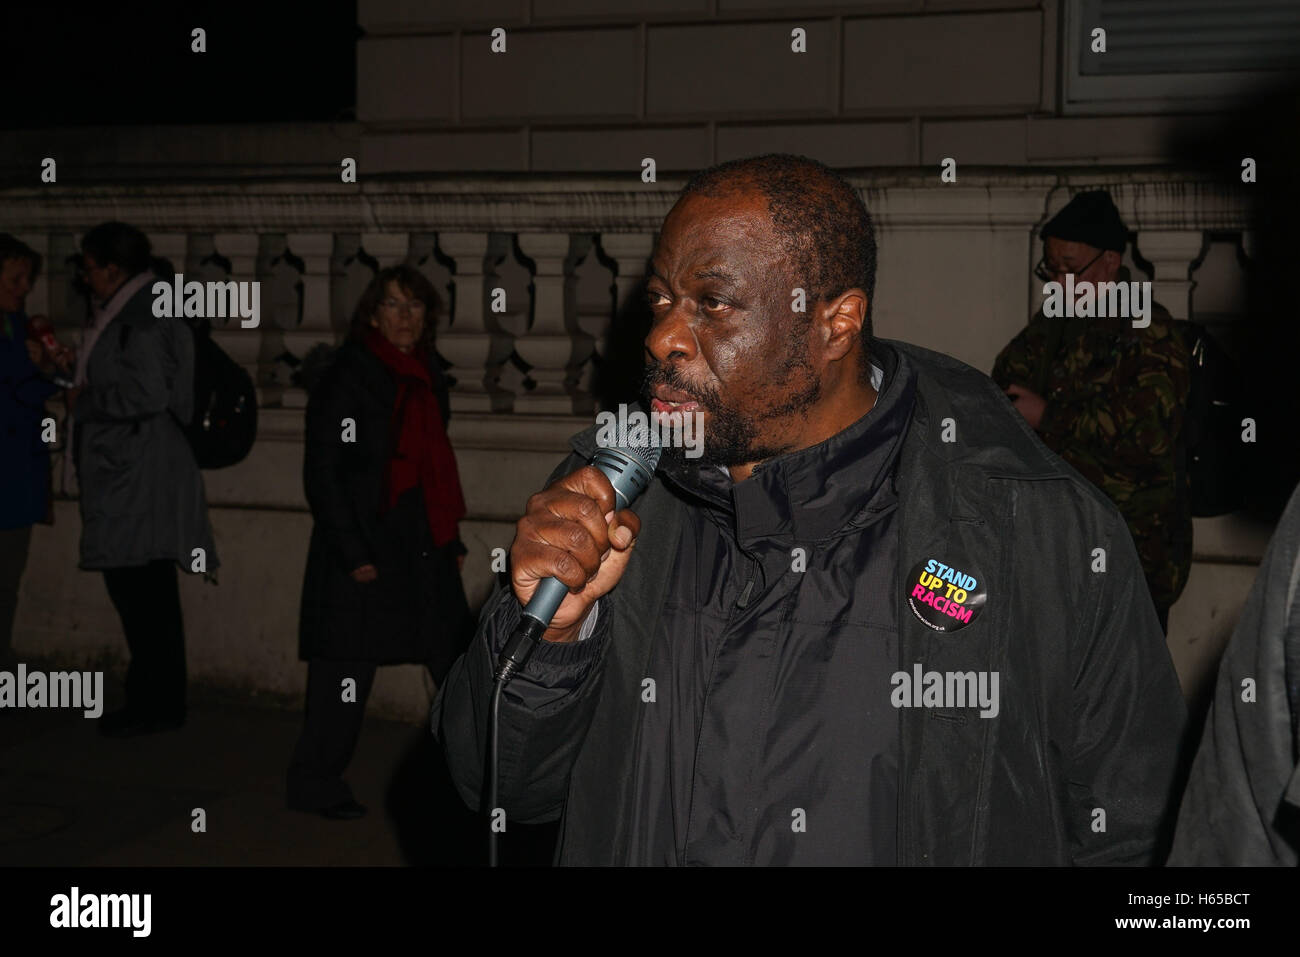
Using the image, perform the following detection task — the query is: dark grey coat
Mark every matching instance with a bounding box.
[1168,481,1300,865]
[74,281,218,573]
[433,337,1189,866]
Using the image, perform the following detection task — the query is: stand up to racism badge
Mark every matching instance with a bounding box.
[907,556,987,632]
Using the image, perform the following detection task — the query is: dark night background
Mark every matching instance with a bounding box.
[6,2,357,129]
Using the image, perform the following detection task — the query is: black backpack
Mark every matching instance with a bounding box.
[1180,323,1245,517]
[182,318,258,469]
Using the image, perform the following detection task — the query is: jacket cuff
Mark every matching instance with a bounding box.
[531,600,605,661]
[487,593,607,691]
[333,534,371,574]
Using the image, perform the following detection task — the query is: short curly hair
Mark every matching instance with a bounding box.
[679,153,877,340]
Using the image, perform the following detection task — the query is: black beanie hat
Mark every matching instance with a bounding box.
[1040,190,1127,252]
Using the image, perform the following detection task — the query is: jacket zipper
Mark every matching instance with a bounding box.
[735,553,759,610]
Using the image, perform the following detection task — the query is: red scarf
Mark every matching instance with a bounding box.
[364,327,466,547]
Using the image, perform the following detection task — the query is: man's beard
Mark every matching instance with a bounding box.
[640,337,822,469]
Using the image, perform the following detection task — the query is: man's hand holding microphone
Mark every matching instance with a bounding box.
[510,465,641,644]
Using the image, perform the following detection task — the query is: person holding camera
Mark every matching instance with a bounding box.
[0,233,72,670]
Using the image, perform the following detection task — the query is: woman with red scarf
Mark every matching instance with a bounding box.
[289,265,472,820]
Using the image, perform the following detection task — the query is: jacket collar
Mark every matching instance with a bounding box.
[647,341,916,547]
[569,338,1070,497]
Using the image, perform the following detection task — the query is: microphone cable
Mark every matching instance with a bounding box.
[488,615,548,867]
[488,676,505,867]
[483,440,661,867]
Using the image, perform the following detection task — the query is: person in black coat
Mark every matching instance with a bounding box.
[288,264,473,820]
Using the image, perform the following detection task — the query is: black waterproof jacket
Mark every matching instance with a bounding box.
[433,338,1188,865]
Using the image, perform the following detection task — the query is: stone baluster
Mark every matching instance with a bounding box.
[565,234,599,416]
[331,232,369,336]
[147,232,188,280]
[488,233,529,410]
[438,232,502,413]
[604,233,654,316]
[257,234,297,407]
[408,230,454,370]
[256,235,286,405]
[280,233,337,409]
[1239,229,1256,264]
[514,233,577,414]
[213,233,260,292]
[408,232,451,327]
[564,236,602,413]
[207,234,264,392]
[1134,230,1206,321]
[184,233,213,282]
[361,232,409,269]
[597,232,655,404]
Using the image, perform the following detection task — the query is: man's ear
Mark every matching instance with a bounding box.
[820,289,868,363]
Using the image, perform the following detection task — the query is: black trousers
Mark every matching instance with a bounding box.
[0,525,32,669]
[101,559,186,721]
[287,657,442,811]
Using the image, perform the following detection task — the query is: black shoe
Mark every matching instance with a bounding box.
[318,800,368,820]
[98,709,185,738]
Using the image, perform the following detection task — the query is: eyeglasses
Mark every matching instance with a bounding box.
[379,298,426,316]
[1034,249,1104,283]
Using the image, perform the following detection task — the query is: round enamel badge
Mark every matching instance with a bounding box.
[907,556,987,632]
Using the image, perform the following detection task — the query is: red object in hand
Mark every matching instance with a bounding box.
[26,315,58,351]
[26,315,71,368]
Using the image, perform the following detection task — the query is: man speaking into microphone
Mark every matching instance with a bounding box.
[432,154,1187,866]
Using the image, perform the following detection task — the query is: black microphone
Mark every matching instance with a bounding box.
[494,440,662,684]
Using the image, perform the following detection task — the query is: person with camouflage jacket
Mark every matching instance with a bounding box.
[993,191,1192,633]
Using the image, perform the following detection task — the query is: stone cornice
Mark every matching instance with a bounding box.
[0,168,1253,233]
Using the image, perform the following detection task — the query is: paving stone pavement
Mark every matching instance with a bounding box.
[0,660,557,867]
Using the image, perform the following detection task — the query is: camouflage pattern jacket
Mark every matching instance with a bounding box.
[992,302,1192,615]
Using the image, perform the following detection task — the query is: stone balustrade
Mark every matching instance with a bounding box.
[1,170,1264,720]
